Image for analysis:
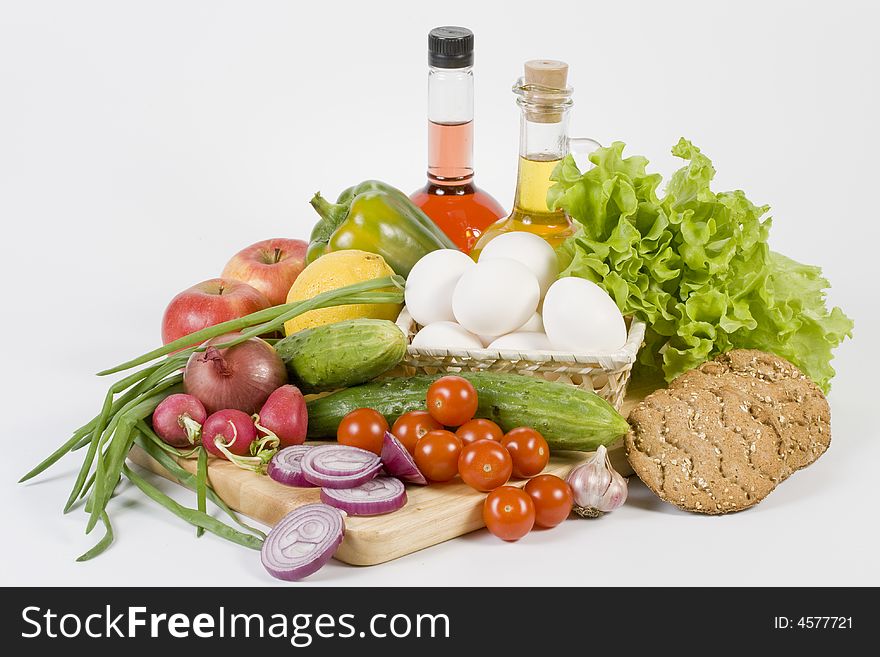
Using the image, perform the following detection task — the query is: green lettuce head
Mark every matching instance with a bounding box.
[551,138,852,392]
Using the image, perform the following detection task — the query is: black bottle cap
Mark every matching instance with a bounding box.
[428,26,474,68]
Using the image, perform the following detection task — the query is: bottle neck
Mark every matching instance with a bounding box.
[427,65,474,186]
[512,108,571,216]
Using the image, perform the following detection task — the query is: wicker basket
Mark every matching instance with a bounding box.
[393,308,646,411]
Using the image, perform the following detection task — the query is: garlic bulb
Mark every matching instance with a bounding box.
[566,445,628,518]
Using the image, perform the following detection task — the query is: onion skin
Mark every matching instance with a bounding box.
[257,385,307,447]
[202,409,257,458]
[184,333,288,414]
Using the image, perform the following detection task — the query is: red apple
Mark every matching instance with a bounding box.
[161,278,270,346]
[221,238,308,306]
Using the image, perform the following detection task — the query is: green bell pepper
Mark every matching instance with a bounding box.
[306,180,458,276]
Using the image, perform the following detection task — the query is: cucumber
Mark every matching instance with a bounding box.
[306,372,630,451]
[275,319,406,393]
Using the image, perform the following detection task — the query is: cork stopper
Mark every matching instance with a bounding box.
[521,60,570,123]
[524,60,569,89]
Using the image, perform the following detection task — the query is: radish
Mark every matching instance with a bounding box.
[202,409,278,473]
[151,393,207,448]
[255,385,307,447]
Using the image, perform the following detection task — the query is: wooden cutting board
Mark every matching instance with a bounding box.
[128,445,596,566]
[127,381,658,566]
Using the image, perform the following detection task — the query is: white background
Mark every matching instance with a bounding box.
[1,0,878,586]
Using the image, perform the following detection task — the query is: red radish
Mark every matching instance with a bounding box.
[202,409,256,457]
[261,504,344,581]
[255,385,307,447]
[320,477,407,516]
[184,333,288,415]
[201,409,278,472]
[151,394,207,448]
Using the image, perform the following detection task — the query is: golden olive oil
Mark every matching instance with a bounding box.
[470,155,576,258]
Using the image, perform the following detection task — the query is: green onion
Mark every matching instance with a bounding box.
[122,464,263,551]
[135,433,265,539]
[86,380,182,533]
[98,274,404,375]
[76,512,114,562]
[196,446,207,538]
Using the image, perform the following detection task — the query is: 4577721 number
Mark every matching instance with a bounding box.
[774,617,852,629]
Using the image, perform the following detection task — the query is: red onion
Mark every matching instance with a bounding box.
[301,445,382,489]
[261,504,344,581]
[256,385,307,447]
[151,393,206,448]
[183,333,288,415]
[320,477,407,516]
[267,445,315,487]
[202,409,277,473]
[380,432,427,485]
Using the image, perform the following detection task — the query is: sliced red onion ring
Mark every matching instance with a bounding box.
[261,503,344,581]
[301,445,382,489]
[320,477,407,516]
[381,432,427,485]
[267,445,315,488]
[307,444,380,476]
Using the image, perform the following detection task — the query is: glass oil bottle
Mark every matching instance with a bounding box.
[471,60,597,257]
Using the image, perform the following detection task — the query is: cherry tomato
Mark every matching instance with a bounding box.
[458,439,513,492]
[413,430,462,482]
[336,407,388,455]
[501,427,550,478]
[391,410,442,455]
[455,418,503,446]
[426,376,478,427]
[483,486,535,541]
[524,475,573,528]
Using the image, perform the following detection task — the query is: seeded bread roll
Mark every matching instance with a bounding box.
[625,349,831,514]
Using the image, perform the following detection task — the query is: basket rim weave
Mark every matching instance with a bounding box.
[396,307,645,370]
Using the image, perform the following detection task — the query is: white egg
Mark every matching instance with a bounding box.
[478,231,559,298]
[543,277,627,353]
[411,321,484,350]
[404,249,475,326]
[518,312,544,333]
[452,258,540,337]
[487,332,553,352]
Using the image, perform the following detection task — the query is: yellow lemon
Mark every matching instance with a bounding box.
[284,250,401,335]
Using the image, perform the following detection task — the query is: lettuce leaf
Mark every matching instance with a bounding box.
[551,138,852,392]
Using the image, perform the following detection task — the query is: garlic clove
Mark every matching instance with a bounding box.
[566,445,628,517]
